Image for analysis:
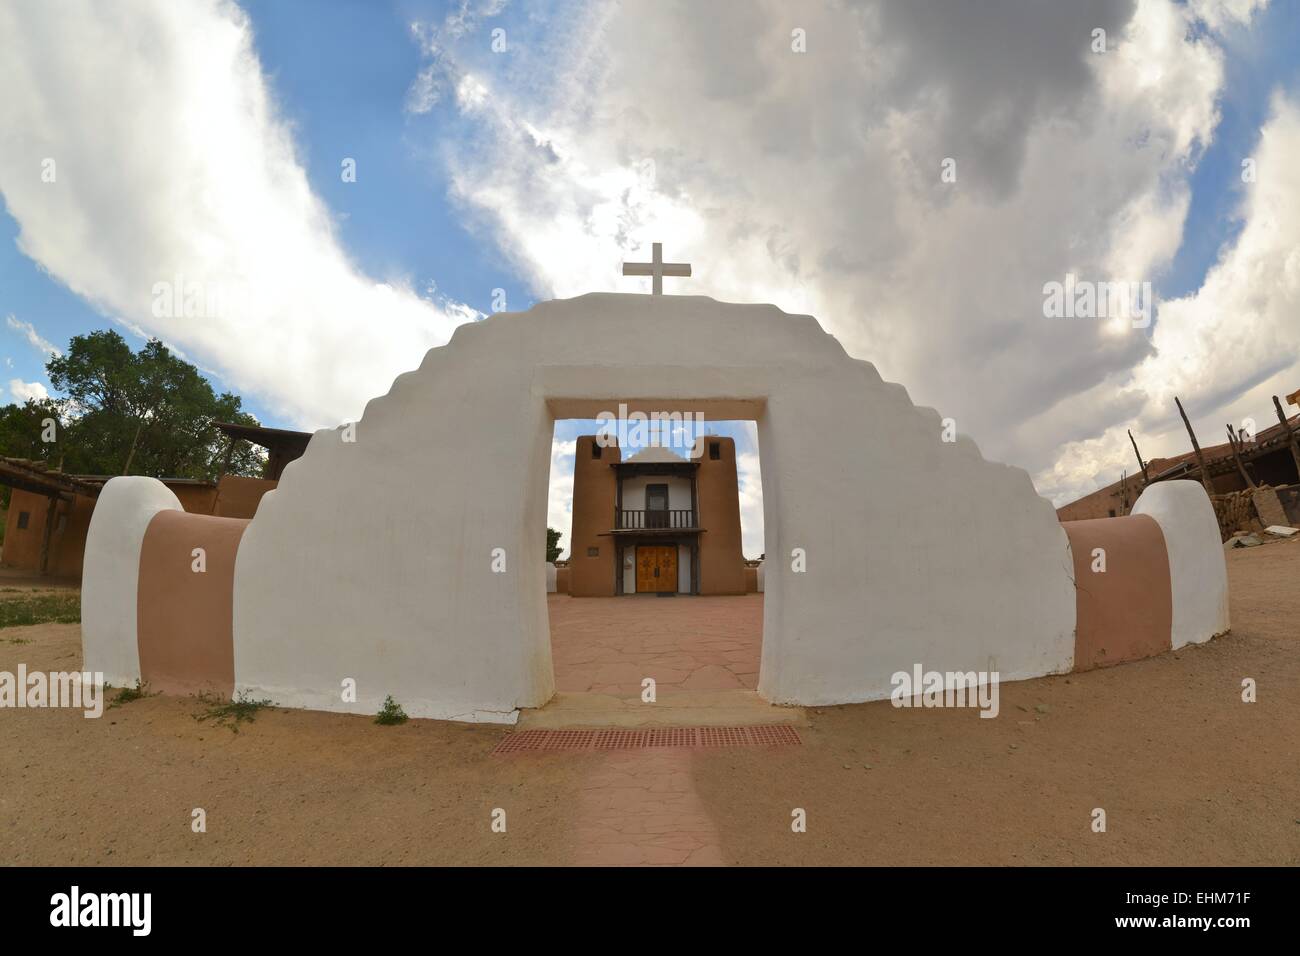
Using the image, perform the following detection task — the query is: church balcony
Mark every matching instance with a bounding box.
[613,508,699,531]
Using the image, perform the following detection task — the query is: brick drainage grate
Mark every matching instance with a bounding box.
[492,724,801,755]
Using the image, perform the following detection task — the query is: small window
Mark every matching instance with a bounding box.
[587,546,599,557]
[591,442,602,459]
[709,442,721,460]
[16,511,29,530]
[1107,509,1116,518]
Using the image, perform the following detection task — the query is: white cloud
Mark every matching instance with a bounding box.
[9,378,49,403]
[1041,92,1300,502]
[1188,0,1269,32]
[424,0,1279,508]
[405,0,509,115]
[0,0,478,428]
[5,315,61,358]
[734,424,765,559]
[546,438,577,558]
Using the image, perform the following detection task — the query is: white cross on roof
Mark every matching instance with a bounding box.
[621,242,691,295]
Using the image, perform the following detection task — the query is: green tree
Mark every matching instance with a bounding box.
[32,330,266,479]
[0,398,67,510]
[0,398,66,465]
[546,526,563,563]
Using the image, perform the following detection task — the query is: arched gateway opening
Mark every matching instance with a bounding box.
[86,293,1105,725]
[542,415,763,715]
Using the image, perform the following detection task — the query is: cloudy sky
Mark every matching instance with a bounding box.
[1,0,1297,559]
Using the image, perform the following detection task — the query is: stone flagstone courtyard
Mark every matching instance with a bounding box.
[547,594,763,696]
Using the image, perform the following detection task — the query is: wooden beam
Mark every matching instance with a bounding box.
[1175,396,1216,497]
[0,473,79,500]
[1273,395,1300,481]
[0,459,99,499]
[38,495,58,576]
[1226,425,1257,489]
[1127,429,1149,485]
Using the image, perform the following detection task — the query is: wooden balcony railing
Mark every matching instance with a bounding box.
[615,508,697,530]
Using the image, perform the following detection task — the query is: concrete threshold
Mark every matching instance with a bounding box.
[517,689,807,730]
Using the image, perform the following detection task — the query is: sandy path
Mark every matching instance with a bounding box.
[691,535,1300,864]
[572,751,723,866]
[0,537,1296,865]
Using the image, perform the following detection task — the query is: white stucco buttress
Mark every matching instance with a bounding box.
[230,294,1079,717]
[1131,480,1229,647]
[81,477,183,687]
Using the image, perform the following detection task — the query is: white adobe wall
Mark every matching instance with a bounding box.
[230,294,1077,719]
[1131,480,1229,647]
[81,477,182,688]
[545,561,557,593]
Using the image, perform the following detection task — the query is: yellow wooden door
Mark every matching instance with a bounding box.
[636,546,678,593]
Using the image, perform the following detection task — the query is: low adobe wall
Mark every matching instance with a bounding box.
[78,476,1227,712]
[1132,480,1229,647]
[136,510,249,696]
[214,474,278,519]
[81,477,1230,714]
[169,483,219,515]
[1060,480,1228,670]
[82,478,183,688]
[1061,514,1172,671]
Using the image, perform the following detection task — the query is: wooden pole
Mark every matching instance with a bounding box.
[1272,395,1300,482]
[1175,396,1215,497]
[1226,425,1256,488]
[1127,429,1149,485]
[38,495,58,576]
[1119,470,1129,514]
[221,436,236,476]
[122,417,146,475]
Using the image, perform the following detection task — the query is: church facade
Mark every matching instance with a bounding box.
[566,435,747,596]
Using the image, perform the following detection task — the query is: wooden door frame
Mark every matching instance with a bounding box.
[634,542,678,593]
[645,482,669,530]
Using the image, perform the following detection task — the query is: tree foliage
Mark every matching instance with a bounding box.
[0,330,266,480]
[546,526,563,563]
[0,398,65,465]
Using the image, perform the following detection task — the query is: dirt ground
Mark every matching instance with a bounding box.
[1,538,1297,866]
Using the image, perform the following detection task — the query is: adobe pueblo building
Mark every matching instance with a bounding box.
[0,421,307,579]
[80,292,1230,724]
[567,437,746,597]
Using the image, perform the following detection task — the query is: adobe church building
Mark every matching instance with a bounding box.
[566,435,746,597]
